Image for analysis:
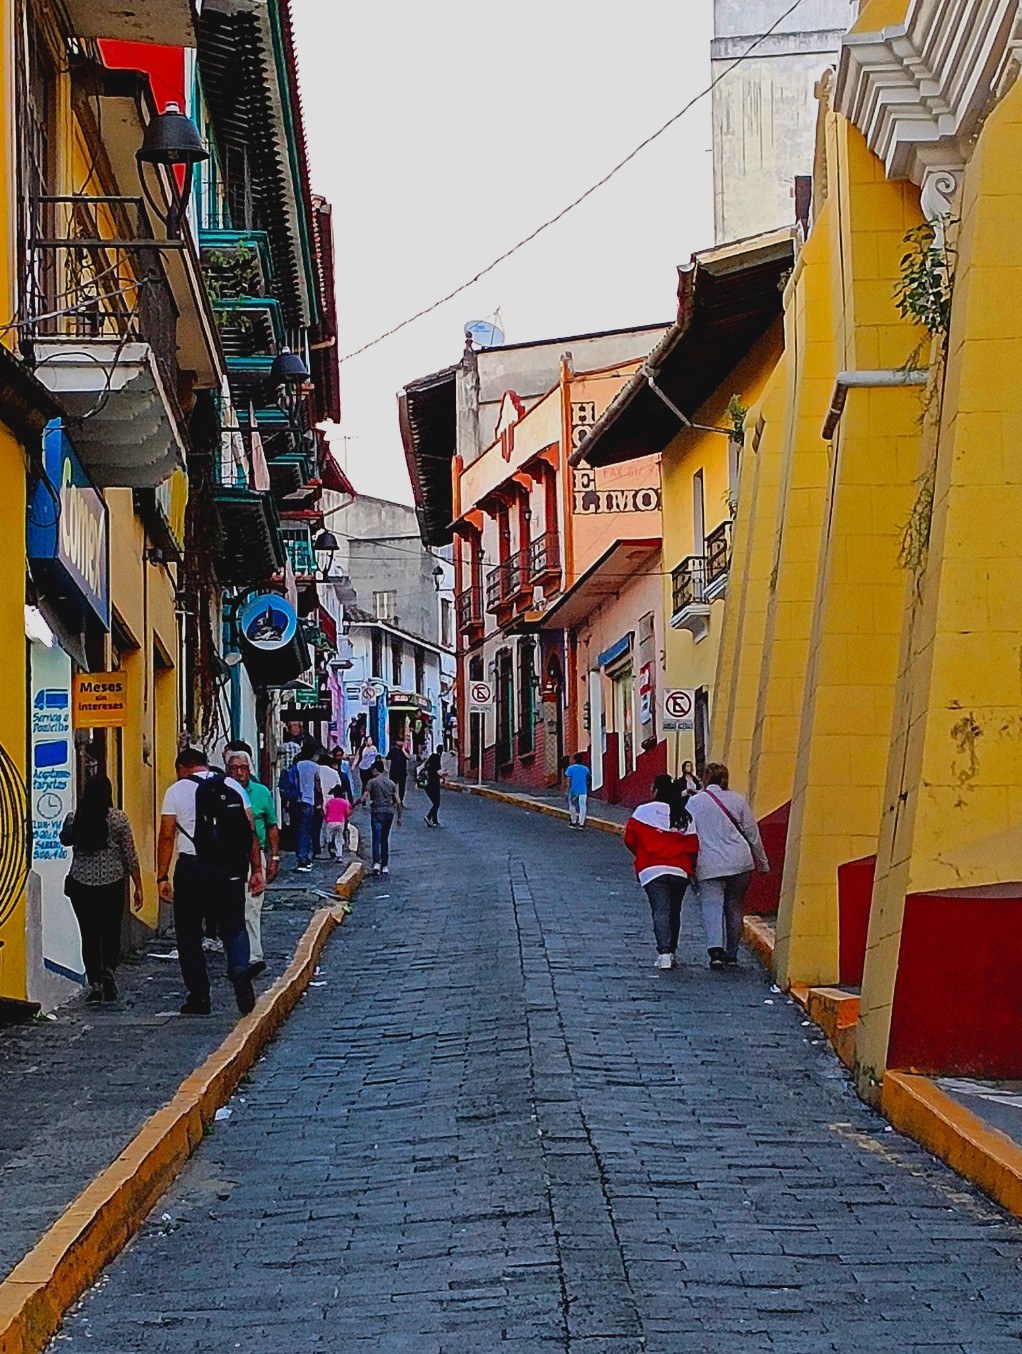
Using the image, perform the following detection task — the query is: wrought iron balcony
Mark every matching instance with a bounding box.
[485,564,508,614]
[704,520,732,593]
[280,525,317,578]
[670,556,712,641]
[529,530,561,585]
[456,585,483,635]
[506,547,529,602]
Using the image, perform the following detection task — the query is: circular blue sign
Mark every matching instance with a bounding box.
[237,592,299,651]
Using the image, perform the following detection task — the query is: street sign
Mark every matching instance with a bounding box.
[468,680,494,713]
[662,687,695,733]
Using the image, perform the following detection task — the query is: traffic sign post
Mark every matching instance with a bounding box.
[662,688,695,777]
[468,681,494,786]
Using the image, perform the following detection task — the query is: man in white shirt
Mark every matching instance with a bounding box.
[157,747,263,1015]
[292,745,320,872]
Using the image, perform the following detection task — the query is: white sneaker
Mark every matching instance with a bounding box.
[372,863,381,874]
[381,866,390,875]
[296,864,312,874]
[653,953,674,970]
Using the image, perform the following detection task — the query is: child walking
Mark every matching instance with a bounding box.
[323,786,353,859]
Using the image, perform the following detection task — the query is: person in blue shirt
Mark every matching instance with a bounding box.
[563,753,592,829]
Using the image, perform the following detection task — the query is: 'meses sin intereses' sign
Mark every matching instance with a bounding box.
[73,672,129,728]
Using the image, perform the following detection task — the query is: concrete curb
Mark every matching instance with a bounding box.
[334,861,368,900]
[0,900,353,1354]
[447,782,623,836]
[739,913,1022,1222]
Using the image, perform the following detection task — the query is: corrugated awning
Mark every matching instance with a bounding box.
[398,365,457,547]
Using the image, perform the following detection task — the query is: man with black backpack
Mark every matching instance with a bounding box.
[156,748,264,1016]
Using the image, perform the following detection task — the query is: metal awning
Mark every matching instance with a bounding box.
[213,487,285,586]
[541,539,661,632]
[63,0,196,44]
[32,341,185,489]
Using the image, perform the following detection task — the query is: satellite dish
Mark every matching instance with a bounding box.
[465,320,504,349]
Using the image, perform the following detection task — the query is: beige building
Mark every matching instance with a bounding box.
[711,0,853,241]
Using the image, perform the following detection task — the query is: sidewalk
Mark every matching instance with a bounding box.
[448,777,632,829]
[0,854,348,1287]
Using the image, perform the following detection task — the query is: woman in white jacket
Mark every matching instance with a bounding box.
[685,763,769,970]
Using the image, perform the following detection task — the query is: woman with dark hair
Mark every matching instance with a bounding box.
[623,774,700,970]
[60,776,143,1003]
[677,760,700,798]
[685,762,769,970]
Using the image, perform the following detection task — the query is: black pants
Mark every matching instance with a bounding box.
[393,771,407,801]
[643,874,687,954]
[173,855,249,1000]
[69,879,125,985]
[425,783,441,824]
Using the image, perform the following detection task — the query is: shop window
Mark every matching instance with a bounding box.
[392,641,403,687]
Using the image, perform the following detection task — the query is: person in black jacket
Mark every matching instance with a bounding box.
[423,749,444,827]
[387,740,409,802]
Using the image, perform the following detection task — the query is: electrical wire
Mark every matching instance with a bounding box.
[338,0,810,364]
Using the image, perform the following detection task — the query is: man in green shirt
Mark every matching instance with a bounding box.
[226,751,279,977]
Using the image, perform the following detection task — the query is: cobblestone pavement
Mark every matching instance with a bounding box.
[0,859,335,1282]
[54,793,1022,1352]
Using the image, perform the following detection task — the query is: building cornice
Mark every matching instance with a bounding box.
[835,0,1022,215]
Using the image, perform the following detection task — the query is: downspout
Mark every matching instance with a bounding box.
[641,365,738,438]
[822,369,929,441]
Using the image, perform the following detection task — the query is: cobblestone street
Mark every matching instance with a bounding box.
[54,794,1022,1352]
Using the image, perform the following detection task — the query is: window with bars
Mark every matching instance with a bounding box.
[517,640,536,756]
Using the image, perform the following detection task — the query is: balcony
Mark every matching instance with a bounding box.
[704,520,732,600]
[670,557,711,642]
[456,585,484,640]
[61,0,194,43]
[485,564,508,615]
[280,525,317,579]
[529,530,561,587]
[26,196,185,488]
[212,432,285,589]
[506,548,533,610]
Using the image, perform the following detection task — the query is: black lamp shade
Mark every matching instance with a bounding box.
[270,348,310,385]
[138,103,209,168]
[314,530,340,552]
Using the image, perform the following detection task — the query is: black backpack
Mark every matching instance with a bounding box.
[188,773,253,880]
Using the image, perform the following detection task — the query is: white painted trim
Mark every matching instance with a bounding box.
[835,0,1022,198]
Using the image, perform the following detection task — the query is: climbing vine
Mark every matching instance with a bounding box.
[894,221,956,339]
[897,462,936,598]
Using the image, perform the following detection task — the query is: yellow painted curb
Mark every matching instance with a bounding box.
[741,915,776,970]
[334,861,367,899]
[448,782,623,836]
[0,899,355,1354]
[882,1072,1022,1222]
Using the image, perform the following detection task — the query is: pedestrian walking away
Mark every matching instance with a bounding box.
[60,775,144,1004]
[292,744,320,871]
[563,752,592,828]
[156,748,264,1015]
[387,739,408,801]
[623,774,700,970]
[323,786,353,859]
[423,747,443,826]
[356,756,403,873]
[357,736,379,792]
[685,762,769,970]
[225,750,279,978]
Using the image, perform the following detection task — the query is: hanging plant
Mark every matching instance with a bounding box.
[893,222,955,338]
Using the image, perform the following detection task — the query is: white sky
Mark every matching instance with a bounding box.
[290,0,716,504]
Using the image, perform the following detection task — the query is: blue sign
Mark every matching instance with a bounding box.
[28,423,109,629]
[237,592,299,650]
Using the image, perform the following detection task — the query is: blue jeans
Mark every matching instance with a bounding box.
[295,802,315,866]
[370,811,394,867]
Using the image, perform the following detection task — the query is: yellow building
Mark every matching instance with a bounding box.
[0,1,221,1011]
[714,0,1022,1090]
[575,230,794,789]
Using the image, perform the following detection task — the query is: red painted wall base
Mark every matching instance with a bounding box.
[837,855,876,987]
[745,801,790,916]
[887,885,1022,1078]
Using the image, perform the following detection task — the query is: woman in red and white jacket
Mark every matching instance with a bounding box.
[623,774,699,970]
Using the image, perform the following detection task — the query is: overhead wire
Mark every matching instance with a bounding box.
[338,0,810,363]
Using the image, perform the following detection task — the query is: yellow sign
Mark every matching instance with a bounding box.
[73,671,129,728]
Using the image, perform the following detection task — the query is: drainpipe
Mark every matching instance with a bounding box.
[822,369,929,441]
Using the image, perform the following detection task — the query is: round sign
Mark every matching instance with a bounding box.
[237,592,299,651]
[470,680,493,705]
[664,689,694,720]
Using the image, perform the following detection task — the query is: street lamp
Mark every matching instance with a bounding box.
[314,529,339,578]
[136,102,209,238]
[269,347,311,433]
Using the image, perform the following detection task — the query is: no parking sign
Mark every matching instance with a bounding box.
[662,688,695,732]
[468,680,494,713]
